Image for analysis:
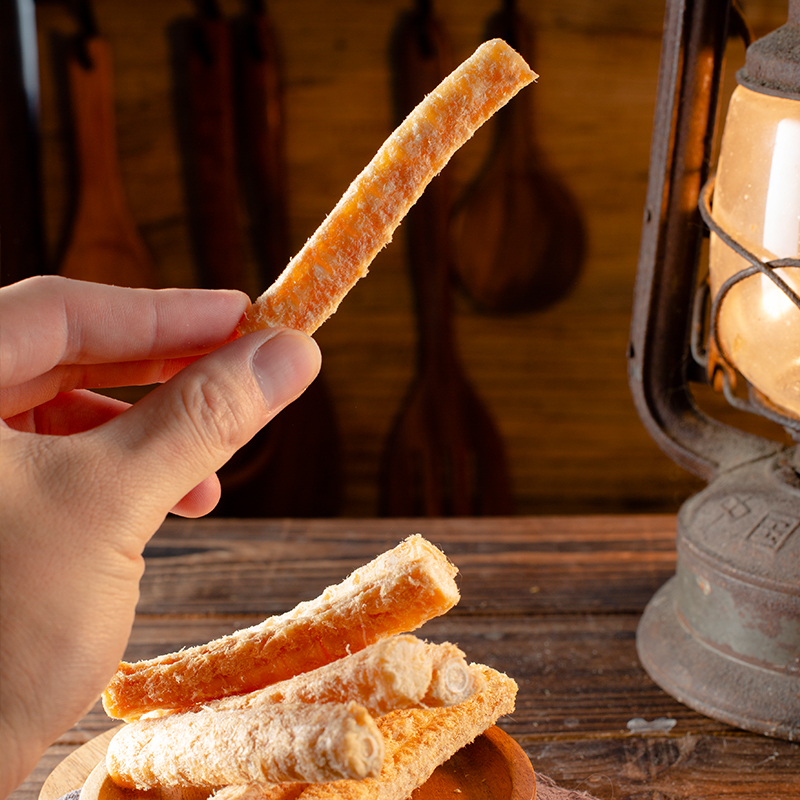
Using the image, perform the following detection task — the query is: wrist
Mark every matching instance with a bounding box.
[0,716,27,800]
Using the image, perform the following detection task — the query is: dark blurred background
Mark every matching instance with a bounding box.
[4,0,790,517]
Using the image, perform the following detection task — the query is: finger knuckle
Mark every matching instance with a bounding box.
[180,375,243,460]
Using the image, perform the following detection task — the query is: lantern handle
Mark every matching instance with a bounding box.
[629,0,781,482]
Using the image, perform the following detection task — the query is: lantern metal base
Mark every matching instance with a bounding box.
[636,454,800,742]
[637,576,799,740]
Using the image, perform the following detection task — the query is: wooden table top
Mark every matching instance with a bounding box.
[11,515,799,800]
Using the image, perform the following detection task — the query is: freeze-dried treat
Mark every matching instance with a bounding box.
[106,702,383,788]
[103,536,459,721]
[206,665,516,800]
[295,665,517,800]
[422,644,481,707]
[238,38,537,336]
[206,636,475,717]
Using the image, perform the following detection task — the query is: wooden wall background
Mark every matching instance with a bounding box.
[30,0,790,517]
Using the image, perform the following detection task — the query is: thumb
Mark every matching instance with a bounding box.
[94,327,321,526]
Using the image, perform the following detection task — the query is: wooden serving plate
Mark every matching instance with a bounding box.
[40,725,535,800]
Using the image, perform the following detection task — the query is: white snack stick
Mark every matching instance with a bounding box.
[205,636,475,718]
[422,644,482,707]
[206,665,516,800]
[106,702,383,789]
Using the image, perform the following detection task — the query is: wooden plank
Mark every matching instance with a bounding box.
[29,610,798,800]
[99,612,725,738]
[524,735,800,800]
[47,611,720,740]
[136,516,677,615]
[8,517,798,800]
[19,728,799,800]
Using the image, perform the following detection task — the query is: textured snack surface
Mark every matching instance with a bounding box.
[238,38,537,335]
[103,536,459,720]
[106,702,383,788]
[205,635,473,717]
[293,665,517,800]
[205,665,514,800]
[423,646,481,707]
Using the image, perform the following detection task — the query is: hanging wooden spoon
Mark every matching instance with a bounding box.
[59,2,158,288]
[172,0,250,294]
[171,0,340,516]
[380,1,514,516]
[213,0,341,517]
[450,0,585,313]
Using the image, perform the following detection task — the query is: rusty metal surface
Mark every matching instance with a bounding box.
[627,0,779,479]
[637,575,800,741]
[638,453,800,741]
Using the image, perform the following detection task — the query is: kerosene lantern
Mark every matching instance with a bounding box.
[629,0,799,740]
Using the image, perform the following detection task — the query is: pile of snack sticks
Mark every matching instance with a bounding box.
[101,535,517,799]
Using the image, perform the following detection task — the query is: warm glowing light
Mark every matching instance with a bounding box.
[709,85,800,417]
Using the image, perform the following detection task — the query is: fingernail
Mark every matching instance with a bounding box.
[251,330,321,411]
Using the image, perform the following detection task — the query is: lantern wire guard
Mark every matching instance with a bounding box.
[629,0,800,741]
[695,175,800,436]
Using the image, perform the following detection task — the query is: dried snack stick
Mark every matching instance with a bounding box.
[209,665,516,800]
[204,635,433,717]
[296,665,517,800]
[238,38,537,335]
[204,636,475,717]
[103,535,459,721]
[422,643,481,707]
[106,702,383,789]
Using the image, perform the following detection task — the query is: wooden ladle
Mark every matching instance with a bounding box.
[217,0,341,517]
[172,0,249,294]
[59,18,158,288]
[450,0,585,314]
[380,1,514,516]
[171,0,340,516]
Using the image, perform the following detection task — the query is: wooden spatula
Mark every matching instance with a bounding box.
[222,0,341,518]
[172,0,249,294]
[172,0,341,516]
[59,28,158,288]
[380,1,514,516]
[450,0,585,313]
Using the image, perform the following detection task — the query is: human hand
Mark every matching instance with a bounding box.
[0,276,321,797]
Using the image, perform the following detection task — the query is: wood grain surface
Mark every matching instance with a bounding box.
[10,517,799,800]
[38,729,120,800]
[27,0,791,518]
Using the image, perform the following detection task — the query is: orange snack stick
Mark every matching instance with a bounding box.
[102,536,459,721]
[238,38,537,336]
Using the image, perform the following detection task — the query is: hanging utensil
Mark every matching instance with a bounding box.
[380,0,514,516]
[58,0,159,288]
[0,0,46,285]
[172,0,250,293]
[450,0,585,313]
[232,0,289,289]
[214,0,341,517]
[170,0,340,516]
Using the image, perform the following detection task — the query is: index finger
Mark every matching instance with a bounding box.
[0,277,249,388]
